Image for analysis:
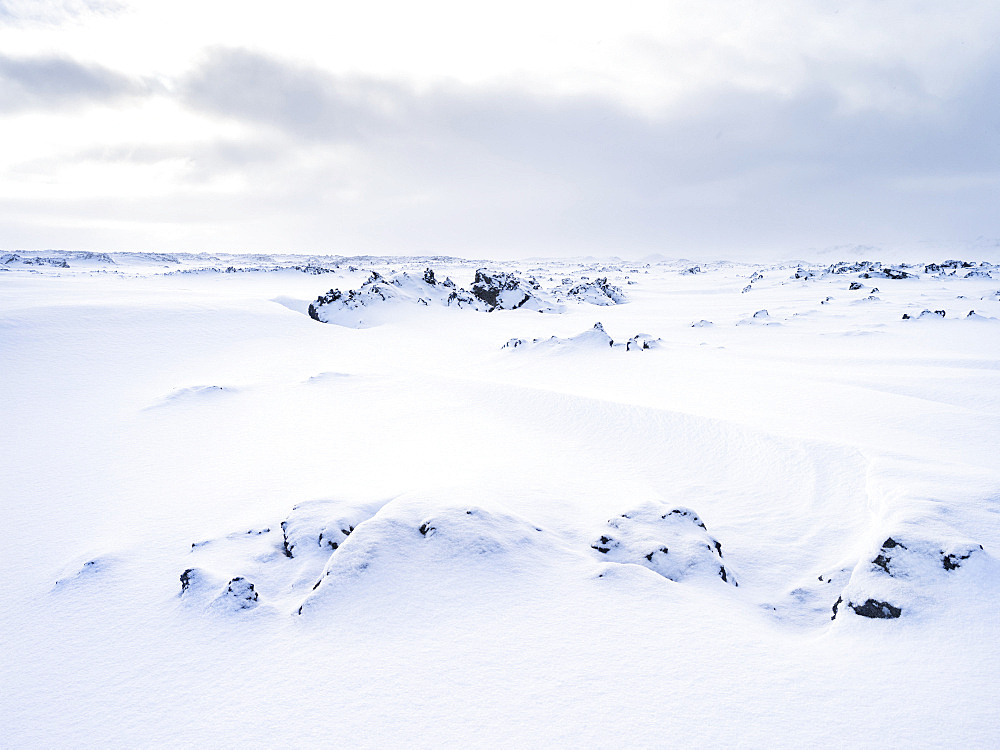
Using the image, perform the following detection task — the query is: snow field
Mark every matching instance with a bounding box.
[2,253,1000,746]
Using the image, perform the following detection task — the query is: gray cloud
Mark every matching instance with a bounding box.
[6,44,999,258]
[0,53,155,112]
[172,46,1000,254]
[180,48,409,142]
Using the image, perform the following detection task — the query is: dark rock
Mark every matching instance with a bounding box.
[849,282,864,290]
[849,598,901,619]
[471,269,529,310]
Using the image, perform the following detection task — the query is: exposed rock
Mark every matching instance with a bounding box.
[849,599,901,619]
[625,333,662,351]
[849,282,864,290]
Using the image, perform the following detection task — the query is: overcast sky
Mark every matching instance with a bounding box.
[1,0,999,260]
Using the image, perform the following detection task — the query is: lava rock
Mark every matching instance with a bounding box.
[849,599,901,619]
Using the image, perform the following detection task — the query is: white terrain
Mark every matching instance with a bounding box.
[3,249,1000,746]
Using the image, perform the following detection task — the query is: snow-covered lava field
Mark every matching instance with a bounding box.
[3,249,1000,746]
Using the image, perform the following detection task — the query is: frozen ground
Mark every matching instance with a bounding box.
[2,250,1000,746]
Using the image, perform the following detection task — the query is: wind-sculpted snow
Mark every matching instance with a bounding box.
[590,504,736,586]
[10,250,1000,746]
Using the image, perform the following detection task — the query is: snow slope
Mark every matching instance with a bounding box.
[2,253,999,746]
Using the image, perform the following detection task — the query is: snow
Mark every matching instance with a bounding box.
[2,251,1000,746]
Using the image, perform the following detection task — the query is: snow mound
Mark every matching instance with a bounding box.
[901,309,946,320]
[589,504,737,586]
[178,498,388,615]
[831,535,991,621]
[736,309,781,326]
[296,502,563,617]
[151,385,237,408]
[211,577,260,612]
[52,555,124,590]
[503,323,661,352]
[177,496,585,618]
[279,498,384,558]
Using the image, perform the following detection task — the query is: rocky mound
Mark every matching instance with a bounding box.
[830,534,988,620]
[736,309,780,326]
[174,494,741,618]
[308,268,561,326]
[589,503,737,586]
[503,323,661,352]
[296,503,560,617]
[469,269,558,312]
[564,277,627,305]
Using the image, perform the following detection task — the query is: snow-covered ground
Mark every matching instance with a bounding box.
[3,250,1000,746]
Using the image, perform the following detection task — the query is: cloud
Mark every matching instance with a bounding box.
[5,43,1000,257]
[180,48,409,142]
[0,0,123,27]
[0,53,155,112]
[176,47,1000,206]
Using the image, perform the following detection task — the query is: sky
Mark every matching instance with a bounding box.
[1,0,999,260]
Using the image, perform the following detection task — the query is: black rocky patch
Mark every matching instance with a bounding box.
[849,599,901,619]
[470,269,529,310]
[591,535,615,554]
[280,520,294,558]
